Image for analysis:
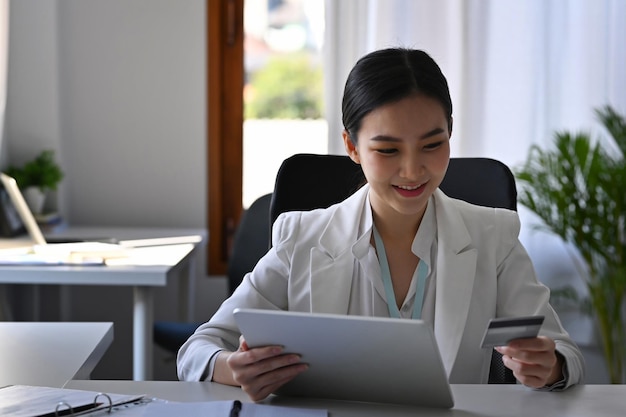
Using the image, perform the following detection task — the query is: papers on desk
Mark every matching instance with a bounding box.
[0,245,108,266]
[34,242,128,258]
[103,243,195,266]
[0,235,203,267]
[140,400,327,417]
[0,242,126,266]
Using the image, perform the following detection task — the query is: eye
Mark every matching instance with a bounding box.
[375,148,398,155]
[424,141,444,150]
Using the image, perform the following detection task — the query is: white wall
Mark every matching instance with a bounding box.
[6,0,207,228]
[56,0,207,227]
[4,1,61,168]
[4,0,229,380]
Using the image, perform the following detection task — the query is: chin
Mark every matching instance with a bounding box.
[392,200,429,217]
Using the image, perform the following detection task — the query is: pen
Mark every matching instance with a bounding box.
[229,400,242,417]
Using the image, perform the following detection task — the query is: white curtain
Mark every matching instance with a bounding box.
[323,0,626,348]
[323,0,626,168]
[0,0,8,321]
[0,0,7,152]
[324,0,467,155]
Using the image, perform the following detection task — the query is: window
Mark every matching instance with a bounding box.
[243,0,326,208]
[207,0,326,274]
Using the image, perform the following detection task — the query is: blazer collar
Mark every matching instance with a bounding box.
[432,188,472,253]
[317,184,371,258]
[311,185,370,314]
[432,189,478,377]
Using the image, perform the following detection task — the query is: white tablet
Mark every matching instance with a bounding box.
[233,308,454,408]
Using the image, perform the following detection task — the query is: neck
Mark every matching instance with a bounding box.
[368,190,429,241]
[372,210,425,242]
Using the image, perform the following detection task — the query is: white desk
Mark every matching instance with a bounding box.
[63,380,626,417]
[0,226,207,381]
[0,322,113,388]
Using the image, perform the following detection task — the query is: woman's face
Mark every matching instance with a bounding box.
[344,94,451,225]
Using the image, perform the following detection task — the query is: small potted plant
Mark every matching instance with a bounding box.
[5,150,64,214]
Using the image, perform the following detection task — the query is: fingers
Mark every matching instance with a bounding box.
[495,336,560,388]
[506,335,555,351]
[495,336,554,362]
[238,335,250,352]
[242,359,308,401]
[231,343,283,366]
[227,342,308,402]
[499,352,555,388]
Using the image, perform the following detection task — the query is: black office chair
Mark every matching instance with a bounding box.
[269,153,517,384]
[153,193,272,354]
[226,193,273,294]
[270,153,516,224]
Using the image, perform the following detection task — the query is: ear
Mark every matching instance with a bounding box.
[448,116,453,138]
[343,130,361,164]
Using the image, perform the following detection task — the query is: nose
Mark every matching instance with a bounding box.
[399,152,424,180]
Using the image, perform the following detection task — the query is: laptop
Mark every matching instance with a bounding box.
[0,173,122,265]
[0,173,204,266]
[233,308,454,408]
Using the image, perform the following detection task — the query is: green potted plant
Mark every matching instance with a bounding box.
[5,150,64,214]
[515,105,626,383]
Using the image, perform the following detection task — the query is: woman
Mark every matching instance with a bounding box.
[178,48,584,401]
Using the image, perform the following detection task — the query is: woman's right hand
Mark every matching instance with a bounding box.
[215,336,308,401]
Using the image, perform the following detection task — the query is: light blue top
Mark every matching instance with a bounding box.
[372,225,429,319]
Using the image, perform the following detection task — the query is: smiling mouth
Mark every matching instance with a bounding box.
[394,183,425,191]
[393,182,427,197]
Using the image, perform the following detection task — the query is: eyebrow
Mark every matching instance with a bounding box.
[370,128,446,142]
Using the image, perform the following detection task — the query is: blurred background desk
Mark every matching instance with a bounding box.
[0,322,113,387]
[62,380,626,417]
[0,226,207,381]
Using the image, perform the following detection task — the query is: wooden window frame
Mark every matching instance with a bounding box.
[207,0,244,275]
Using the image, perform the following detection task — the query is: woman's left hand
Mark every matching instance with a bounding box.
[495,336,563,388]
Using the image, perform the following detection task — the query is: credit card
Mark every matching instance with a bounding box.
[480,315,544,348]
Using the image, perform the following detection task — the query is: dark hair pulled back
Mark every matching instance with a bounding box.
[341,48,452,144]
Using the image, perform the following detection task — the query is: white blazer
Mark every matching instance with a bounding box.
[178,185,584,387]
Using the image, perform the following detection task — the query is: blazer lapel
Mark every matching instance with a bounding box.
[309,248,355,314]
[432,190,478,376]
[309,186,370,314]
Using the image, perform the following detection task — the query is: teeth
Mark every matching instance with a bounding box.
[397,184,422,190]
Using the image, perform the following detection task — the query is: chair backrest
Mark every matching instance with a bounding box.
[269,154,366,226]
[227,193,272,294]
[270,153,516,226]
[269,153,518,384]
